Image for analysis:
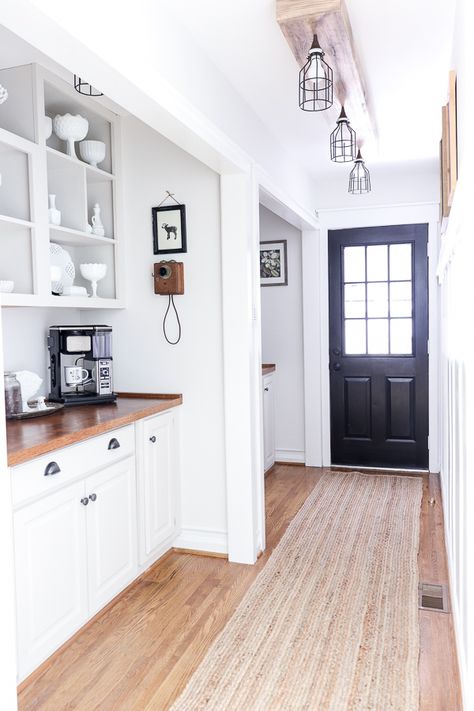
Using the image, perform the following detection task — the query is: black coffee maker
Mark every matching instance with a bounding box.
[48,325,117,405]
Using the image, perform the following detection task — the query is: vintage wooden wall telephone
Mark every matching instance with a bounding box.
[153,260,184,344]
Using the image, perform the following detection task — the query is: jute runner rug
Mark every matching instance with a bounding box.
[171,471,423,711]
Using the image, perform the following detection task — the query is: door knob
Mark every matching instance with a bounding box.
[149,435,157,443]
[80,497,89,506]
[333,362,342,371]
[89,493,97,502]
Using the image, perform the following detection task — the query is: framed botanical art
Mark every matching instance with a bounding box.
[152,204,187,254]
[447,69,458,207]
[260,240,288,286]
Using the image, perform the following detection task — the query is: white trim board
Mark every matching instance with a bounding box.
[275,449,305,464]
[173,527,228,555]
[303,202,440,472]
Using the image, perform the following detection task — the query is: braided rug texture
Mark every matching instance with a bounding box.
[171,471,422,711]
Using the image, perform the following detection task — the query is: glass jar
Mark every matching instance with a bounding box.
[4,372,22,418]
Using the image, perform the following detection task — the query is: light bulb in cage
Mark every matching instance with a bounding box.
[299,34,333,112]
[348,150,371,194]
[330,106,356,162]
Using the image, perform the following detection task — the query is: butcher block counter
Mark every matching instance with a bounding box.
[6,393,183,466]
[262,363,276,376]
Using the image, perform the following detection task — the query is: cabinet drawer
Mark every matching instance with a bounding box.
[11,424,135,508]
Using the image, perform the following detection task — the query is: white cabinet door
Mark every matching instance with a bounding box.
[85,456,137,615]
[263,374,276,472]
[14,481,88,681]
[138,412,177,565]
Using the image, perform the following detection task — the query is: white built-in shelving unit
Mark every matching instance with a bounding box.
[0,63,123,308]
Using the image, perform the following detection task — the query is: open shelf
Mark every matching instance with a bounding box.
[0,144,31,221]
[0,65,37,143]
[45,147,114,182]
[0,214,33,229]
[0,293,124,309]
[44,80,113,173]
[49,225,116,247]
[0,63,121,311]
[0,222,34,294]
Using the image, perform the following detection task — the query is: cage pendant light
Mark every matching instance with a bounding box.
[348,150,371,194]
[330,106,356,162]
[74,75,103,97]
[299,34,333,111]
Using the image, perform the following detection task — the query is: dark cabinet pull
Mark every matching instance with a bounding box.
[44,461,61,477]
[108,437,120,450]
[149,435,157,443]
[80,497,89,506]
[89,493,97,502]
[264,387,269,392]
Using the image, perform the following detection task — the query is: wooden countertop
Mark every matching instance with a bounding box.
[6,393,182,467]
[262,364,276,375]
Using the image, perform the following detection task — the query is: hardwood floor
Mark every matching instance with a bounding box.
[18,466,462,710]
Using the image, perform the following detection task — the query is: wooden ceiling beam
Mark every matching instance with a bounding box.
[277,0,376,147]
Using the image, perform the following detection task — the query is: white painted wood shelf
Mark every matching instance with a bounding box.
[0,63,123,309]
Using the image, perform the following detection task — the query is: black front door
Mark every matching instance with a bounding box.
[328,224,429,469]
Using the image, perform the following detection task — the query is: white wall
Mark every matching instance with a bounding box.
[6,0,315,213]
[260,206,305,463]
[437,0,474,705]
[94,115,227,552]
[2,307,79,395]
[314,158,439,211]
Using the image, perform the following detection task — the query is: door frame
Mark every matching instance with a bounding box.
[303,202,440,473]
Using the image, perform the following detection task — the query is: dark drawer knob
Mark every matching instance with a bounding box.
[108,437,120,450]
[44,461,61,477]
[80,497,89,506]
[149,436,157,443]
[89,493,97,502]
[264,387,269,392]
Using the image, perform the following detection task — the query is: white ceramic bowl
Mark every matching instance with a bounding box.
[79,140,106,168]
[80,263,107,281]
[44,115,53,140]
[0,280,14,293]
[53,113,89,157]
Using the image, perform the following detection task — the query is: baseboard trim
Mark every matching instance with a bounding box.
[439,472,469,708]
[173,527,228,555]
[275,449,305,464]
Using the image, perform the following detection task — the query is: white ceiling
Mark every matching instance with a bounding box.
[168,0,456,179]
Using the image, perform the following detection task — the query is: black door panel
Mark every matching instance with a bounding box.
[329,224,429,469]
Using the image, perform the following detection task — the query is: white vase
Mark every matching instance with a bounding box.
[48,194,61,226]
[91,203,105,236]
[53,113,89,158]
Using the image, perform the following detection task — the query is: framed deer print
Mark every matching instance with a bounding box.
[152,204,187,254]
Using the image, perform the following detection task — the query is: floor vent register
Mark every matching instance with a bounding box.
[418,582,449,612]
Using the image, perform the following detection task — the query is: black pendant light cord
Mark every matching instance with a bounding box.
[163,294,182,345]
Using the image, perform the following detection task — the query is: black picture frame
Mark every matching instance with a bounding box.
[260,239,288,286]
[152,204,187,254]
